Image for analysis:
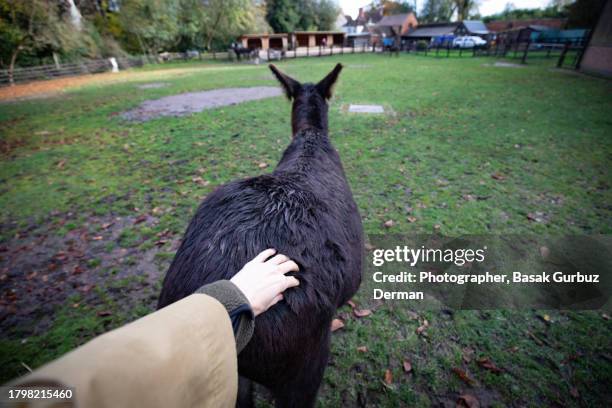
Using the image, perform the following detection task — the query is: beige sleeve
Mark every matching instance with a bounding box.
[8,294,237,408]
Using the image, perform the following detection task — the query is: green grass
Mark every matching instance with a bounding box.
[1,54,611,406]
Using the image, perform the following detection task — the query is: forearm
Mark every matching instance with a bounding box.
[7,294,238,408]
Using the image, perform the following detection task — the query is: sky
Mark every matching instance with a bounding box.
[337,0,552,19]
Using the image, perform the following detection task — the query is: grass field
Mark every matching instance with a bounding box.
[1,54,611,406]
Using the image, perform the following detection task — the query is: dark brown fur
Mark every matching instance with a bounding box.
[158,63,363,407]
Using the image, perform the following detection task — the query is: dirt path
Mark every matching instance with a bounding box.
[121,86,282,121]
[0,66,224,102]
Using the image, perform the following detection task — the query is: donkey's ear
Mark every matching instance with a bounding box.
[316,63,343,99]
[269,64,300,100]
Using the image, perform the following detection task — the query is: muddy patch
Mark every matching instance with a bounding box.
[0,214,179,337]
[121,86,282,121]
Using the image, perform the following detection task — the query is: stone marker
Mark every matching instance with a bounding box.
[348,104,384,113]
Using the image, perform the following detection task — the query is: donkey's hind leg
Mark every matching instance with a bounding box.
[236,375,254,408]
[271,333,330,408]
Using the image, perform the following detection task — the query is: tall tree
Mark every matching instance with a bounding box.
[0,0,79,84]
[267,0,340,33]
[419,0,454,23]
[453,0,479,21]
[119,0,180,55]
[266,0,300,33]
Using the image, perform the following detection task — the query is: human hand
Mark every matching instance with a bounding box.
[230,249,300,316]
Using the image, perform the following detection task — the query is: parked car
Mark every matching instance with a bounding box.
[453,36,487,48]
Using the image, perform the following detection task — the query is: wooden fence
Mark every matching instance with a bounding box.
[0,56,145,86]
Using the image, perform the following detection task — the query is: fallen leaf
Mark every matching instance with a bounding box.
[353,309,372,318]
[538,314,551,324]
[258,162,268,169]
[452,367,475,385]
[26,272,37,280]
[91,235,103,241]
[72,265,84,275]
[79,284,94,293]
[491,172,505,181]
[462,347,474,363]
[134,214,147,224]
[384,369,393,384]
[526,212,546,223]
[152,207,163,215]
[462,194,476,201]
[476,357,503,373]
[601,313,609,320]
[347,300,357,309]
[416,324,428,335]
[402,360,412,373]
[192,176,210,186]
[539,246,550,259]
[331,318,344,332]
[407,216,417,223]
[97,310,112,317]
[101,222,114,230]
[457,394,480,408]
[357,346,368,352]
[56,159,66,169]
[383,220,394,228]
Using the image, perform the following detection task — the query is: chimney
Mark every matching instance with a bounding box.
[358,7,365,21]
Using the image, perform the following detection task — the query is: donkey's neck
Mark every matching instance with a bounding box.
[291,101,328,136]
[275,128,341,175]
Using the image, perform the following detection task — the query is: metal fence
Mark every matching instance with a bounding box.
[395,39,587,69]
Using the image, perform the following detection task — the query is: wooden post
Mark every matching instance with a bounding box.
[307,46,309,57]
[459,46,463,57]
[446,44,450,57]
[330,45,333,56]
[319,45,321,57]
[521,40,530,64]
[352,43,355,54]
[557,42,570,68]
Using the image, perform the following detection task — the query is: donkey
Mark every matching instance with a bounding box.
[157,63,363,407]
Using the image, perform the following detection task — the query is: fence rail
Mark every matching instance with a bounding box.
[0,57,145,86]
[2,38,585,87]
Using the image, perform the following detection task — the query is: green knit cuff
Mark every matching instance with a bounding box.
[196,280,255,353]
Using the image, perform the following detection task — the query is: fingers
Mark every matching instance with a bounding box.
[269,293,283,307]
[275,260,299,275]
[252,248,276,263]
[284,276,300,289]
[267,254,290,265]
